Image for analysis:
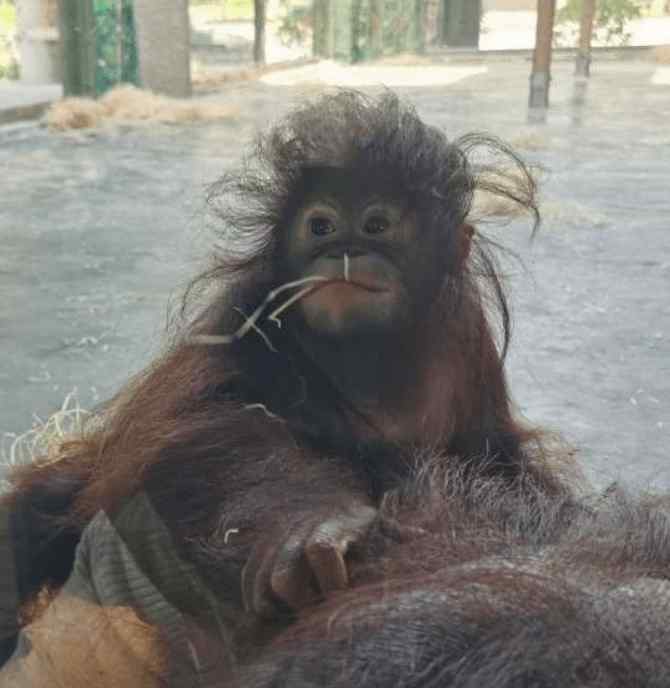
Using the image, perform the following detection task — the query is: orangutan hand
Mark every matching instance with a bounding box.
[241,503,377,618]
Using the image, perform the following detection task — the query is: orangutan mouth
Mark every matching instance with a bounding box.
[316,278,390,294]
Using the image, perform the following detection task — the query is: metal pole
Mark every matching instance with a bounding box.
[576,0,596,77]
[529,0,557,109]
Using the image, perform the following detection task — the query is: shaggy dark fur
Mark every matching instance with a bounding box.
[235,460,670,687]
[2,91,572,670]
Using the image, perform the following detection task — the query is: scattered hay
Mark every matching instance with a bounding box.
[46,84,237,131]
[654,45,670,64]
[192,58,318,93]
[375,53,437,66]
[541,200,609,229]
[510,131,550,151]
[470,164,544,223]
[1,392,89,471]
[470,193,609,229]
[193,67,258,91]
[471,189,528,220]
[45,97,107,130]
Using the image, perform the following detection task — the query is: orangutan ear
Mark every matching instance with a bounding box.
[459,223,475,264]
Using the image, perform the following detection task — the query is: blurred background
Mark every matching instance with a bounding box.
[1,1,669,491]
[1,1,669,99]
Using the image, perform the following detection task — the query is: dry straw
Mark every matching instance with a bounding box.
[1,392,90,475]
[46,84,237,131]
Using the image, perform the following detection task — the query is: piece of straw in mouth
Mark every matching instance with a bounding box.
[267,286,316,323]
[189,276,326,346]
[234,307,277,352]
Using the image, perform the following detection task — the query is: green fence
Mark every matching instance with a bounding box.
[313,0,425,63]
[60,0,138,97]
[93,0,139,94]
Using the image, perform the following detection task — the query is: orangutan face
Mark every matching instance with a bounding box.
[281,168,445,339]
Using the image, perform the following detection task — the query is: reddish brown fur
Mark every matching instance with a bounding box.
[234,462,670,687]
[2,93,575,667]
[8,462,663,688]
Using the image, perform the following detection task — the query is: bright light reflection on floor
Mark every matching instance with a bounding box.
[261,61,488,87]
[651,67,670,85]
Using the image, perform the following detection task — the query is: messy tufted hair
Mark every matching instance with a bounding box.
[202,90,538,358]
[3,90,566,623]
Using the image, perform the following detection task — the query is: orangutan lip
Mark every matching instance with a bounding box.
[314,278,389,294]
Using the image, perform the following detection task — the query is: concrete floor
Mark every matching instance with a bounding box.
[1,56,669,490]
[0,81,62,124]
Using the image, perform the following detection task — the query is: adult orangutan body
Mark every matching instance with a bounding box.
[6,460,670,688]
[242,462,670,688]
[0,92,574,683]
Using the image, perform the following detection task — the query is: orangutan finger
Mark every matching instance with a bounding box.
[304,539,348,594]
[270,553,319,611]
[305,505,377,595]
[269,523,323,610]
[242,539,285,618]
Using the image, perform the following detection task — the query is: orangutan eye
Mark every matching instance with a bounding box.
[363,216,390,235]
[310,217,336,236]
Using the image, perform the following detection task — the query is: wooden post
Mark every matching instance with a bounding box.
[529,0,557,109]
[576,0,596,77]
[57,0,96,96]
[369,0,384,58]
[254,0,266,65]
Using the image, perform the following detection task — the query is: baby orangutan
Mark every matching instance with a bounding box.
[1,91,575,684]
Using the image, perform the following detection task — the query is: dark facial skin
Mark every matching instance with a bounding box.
[282,168,443,340]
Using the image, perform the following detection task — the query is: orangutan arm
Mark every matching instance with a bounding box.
[0,503,168,687]
[1,495,235,686]
[0,594,165,688]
